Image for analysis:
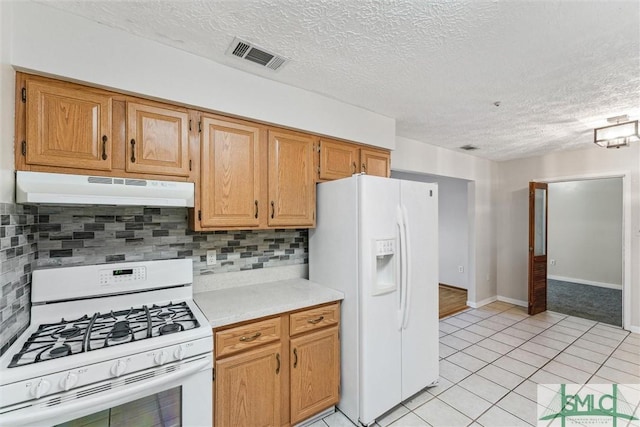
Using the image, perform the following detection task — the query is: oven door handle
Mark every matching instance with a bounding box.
[0,357,210,427]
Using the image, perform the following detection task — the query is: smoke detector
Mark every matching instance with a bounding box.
[226,37,289,71]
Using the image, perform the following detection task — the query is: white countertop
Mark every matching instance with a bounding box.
[193,278,344,328]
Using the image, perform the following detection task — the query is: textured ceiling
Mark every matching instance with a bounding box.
[42,0,640,161]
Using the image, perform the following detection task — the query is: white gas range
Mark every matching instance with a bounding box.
[0,259,213,427]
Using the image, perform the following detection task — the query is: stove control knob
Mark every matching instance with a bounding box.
[31,379,51,399]
[154,350,168,366]
[111,360,127,378]
[60,372,79,391]
[174,345,186,361]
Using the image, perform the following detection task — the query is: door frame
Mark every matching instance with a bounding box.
[528,182,548,315]
[532,170,631,331]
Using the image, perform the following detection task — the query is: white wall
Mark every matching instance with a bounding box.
[4,2,395,202]
[0,1,15,203]
[497,144,639,330]
[548,178,623,287]
[392,136,498,305]
[392,171,470,289]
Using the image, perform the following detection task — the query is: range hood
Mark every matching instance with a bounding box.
[16,171,194,207]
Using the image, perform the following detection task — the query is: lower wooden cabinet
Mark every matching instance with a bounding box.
[213,302,340,426]
[290,327,340,424]
[215,342,282,427]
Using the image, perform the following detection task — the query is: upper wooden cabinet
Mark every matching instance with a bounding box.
[318,138,391,181]
[199,116,264,228]
[126,101,190,177]
[268,130,316,227]
[361,147,391,178]
[24,78,113,171]
[318,139,359,180]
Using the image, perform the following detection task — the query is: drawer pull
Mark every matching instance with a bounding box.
[239,331,262,342]
[307,316,325,324]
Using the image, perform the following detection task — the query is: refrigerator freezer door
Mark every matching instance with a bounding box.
[400,180,439,400]
[358,176,402,425]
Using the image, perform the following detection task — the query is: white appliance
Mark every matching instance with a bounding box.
[309,175,439,426]
[0,259,212,427]
[16,171,195,207]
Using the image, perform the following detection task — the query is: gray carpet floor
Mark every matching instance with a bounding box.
[547,278,622,326]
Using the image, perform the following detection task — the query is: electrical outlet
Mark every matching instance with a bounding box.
[458,266,464,273]
[206,250,217,266]
[550,259,556,266]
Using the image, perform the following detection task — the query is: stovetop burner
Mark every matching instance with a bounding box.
[8,302,200,368]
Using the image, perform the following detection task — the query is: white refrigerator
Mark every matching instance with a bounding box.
[309,174,439,426]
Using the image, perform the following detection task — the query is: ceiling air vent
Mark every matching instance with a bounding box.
[226,37,288,71]
[459,145,479,151]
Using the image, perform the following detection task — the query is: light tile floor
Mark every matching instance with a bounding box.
[315,301,640,427]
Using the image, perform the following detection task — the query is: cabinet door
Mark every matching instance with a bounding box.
[215,343,282,427]
[290,327,340,424]
[25,79,112,170]
[126,101,190,177]
[268,130,316,227]
[201,117,262,228]
[318,139,359,181]
[361,148,390,177]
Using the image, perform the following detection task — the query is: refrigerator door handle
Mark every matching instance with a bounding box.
[398,205,409,330]
[401,205,411,329]
[396,206,406,330]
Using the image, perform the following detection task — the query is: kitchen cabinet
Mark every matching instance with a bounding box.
[125,101,190,177]
[22,77,113,171]
[360,147,391,178]
[318,138,391,181]
[215,342,282,427]
[289,306,340,425]
[199,115,265,228]
[16,73,193,182]
[268,129,316,227]
[212,302,340,426]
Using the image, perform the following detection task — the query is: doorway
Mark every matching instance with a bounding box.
[547,178,623,326]
[528,175,627,328]
[391,171,473,318]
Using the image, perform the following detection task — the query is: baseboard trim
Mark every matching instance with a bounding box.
[497,295,528,307]
[440,283,467,291]
[467,296,497,308]
[548,275,622,291]
[627,325,640,334]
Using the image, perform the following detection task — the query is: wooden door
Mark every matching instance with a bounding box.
[528,182,549,315]
[215,343,282,427]
[268,130,316,227]
[126,101,190,177]
[25,79,112,171]
[200,117,263,228]
[290,327,340,424]
[318,139,359,180]
[360,148,390,177]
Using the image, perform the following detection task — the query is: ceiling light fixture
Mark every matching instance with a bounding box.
[593,115,639,149]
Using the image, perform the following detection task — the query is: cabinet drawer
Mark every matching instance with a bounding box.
[215,317,281,358]
[290,303,340,336]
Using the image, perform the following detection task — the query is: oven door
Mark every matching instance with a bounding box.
[0,354,212,427]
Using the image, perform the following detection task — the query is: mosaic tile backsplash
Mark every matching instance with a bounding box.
[36,206,308,275]
[0,203,37,356]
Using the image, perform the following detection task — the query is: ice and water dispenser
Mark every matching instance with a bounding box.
[372,238,396,295]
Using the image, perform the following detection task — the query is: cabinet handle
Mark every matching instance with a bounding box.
[101,135,108,160]
[130,139,136,163]
[254,200,259,219]
[239,331,261,342]
[276,353,281,374]
[362,162,367,173]
[352,162,356,174]
[270,201,275,219]
[307,315,324,324]
[293,348,298,368]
